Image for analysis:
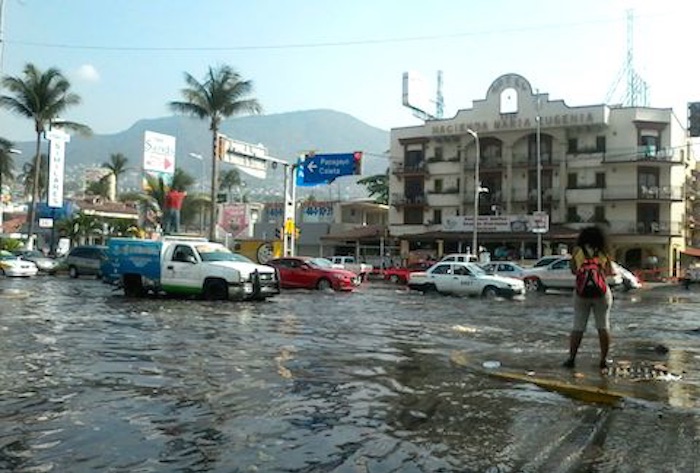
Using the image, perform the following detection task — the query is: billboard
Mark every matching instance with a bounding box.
[143,131,176,174]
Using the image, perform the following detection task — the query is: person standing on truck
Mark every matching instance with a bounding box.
[164,187,187,234]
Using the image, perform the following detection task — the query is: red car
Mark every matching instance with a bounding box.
[383,262,433,284]
[267,257,358,291]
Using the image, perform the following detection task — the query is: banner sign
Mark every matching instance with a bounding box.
[443,214,550,233]
[47,130,70,208]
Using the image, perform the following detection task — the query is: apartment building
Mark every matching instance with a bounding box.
[389,73,696,276]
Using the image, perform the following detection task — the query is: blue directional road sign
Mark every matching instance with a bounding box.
[300,153,356,185]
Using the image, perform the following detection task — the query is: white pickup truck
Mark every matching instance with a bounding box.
[328,256,373,281]
[102,236,280,301]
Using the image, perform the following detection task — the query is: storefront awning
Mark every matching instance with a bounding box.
[682,247,700,258]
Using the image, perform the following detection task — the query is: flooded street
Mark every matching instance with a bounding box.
[1,276,699,472]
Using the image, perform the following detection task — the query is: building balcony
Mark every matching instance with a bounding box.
[602,185,683,201]
[565,187,604,204]
[511,153,561,168]
[427,189,460,207]
[603,147,682,165]
[607,220,683,236]
[391,161,428,176]
[391,192,427,207]
[527,187,560,202]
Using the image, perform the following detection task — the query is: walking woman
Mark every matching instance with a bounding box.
[563,225,615,370]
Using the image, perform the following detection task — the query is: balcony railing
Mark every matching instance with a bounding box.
[511,153,559,167]
[391,192,427,206]
[602,185,683,201]
[607,220,683,235]
[391,161,428,175]
[603,147,682,164]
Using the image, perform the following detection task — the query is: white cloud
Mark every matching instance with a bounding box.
[75,64,100,83]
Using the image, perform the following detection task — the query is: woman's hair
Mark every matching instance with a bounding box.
[576,226,610,254]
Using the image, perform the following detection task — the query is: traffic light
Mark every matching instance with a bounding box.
[274,227,282,239]
[353,151,363,175]
[689,102,700,137]
[294,227,301,239]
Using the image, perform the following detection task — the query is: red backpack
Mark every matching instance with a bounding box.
[575,251,607,298]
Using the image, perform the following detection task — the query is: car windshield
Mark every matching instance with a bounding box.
[308,258,333,268]
[196,244,254,263]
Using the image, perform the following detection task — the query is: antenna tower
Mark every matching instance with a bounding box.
[605,9,649,106]
[436,70,444,119]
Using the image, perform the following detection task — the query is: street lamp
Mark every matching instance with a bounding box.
[188,152,206,234]
[188,153,205,193]
[466,129,480,256]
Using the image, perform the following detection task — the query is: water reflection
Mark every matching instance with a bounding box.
[0,277,698,472]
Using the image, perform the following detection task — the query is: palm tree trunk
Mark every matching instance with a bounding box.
[209,129,219,241]
[26,132,42,249]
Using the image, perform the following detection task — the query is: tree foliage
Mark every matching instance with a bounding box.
[357,168,389,205]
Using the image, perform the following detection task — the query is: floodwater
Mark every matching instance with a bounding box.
[0,275,699,473]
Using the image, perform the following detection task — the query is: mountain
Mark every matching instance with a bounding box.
[10,109,390,198]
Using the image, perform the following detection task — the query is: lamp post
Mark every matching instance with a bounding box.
[536,91,542,259]
[466,129,480,256]
[188,152,205,234]
[188,153,205,193]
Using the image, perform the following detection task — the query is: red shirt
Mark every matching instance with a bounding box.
[165,190,186,210]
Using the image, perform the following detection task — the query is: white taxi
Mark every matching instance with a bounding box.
[0,251,39,277]
[407,261,525,298]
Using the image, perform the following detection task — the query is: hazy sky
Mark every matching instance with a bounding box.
[0,0,696,143]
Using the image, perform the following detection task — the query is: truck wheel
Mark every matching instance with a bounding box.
[204,279,228,300]
[123,275,145,298]
[389,274,400,284]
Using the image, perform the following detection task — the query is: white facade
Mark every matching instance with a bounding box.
[389,73,696,276]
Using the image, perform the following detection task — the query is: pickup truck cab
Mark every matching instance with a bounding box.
[103,237,280,301]
[328,256,373,281]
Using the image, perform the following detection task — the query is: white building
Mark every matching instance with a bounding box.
[389,73,697,277]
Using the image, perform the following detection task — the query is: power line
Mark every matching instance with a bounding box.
[4,13,673,53]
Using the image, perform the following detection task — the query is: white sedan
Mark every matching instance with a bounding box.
[0,252,39,277]
[522,256,624,292]
[480,261,527,279]
[407,261,525,298]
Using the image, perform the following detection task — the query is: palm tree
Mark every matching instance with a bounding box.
[219,167,241,202]
[86,175,111,199]
[0,137,16,207]
[0,63,91,248]
[102,153,129,199]
[169,65,261,241]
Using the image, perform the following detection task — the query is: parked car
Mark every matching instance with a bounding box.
[12,249,60,274]
[383,262,432,284]
[65,245,108,279]
[407,260,525,298]
[440,253,479,263]
[267,256,359,291]
[522,256,623,293]
[531,255,566,268]
[0,250,39,277]
[480,261,527,279]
